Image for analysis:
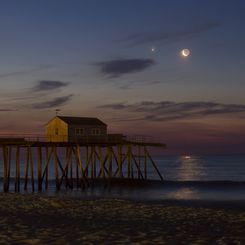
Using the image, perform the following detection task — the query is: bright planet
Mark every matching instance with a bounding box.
[181,48,190,57]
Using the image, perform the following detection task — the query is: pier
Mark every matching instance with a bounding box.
[0,136,165,192]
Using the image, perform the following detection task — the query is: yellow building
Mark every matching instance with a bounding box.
[46,116,107,142]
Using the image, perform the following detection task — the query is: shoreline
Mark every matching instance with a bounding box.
[0,193,245,244]
[2,177,245,207]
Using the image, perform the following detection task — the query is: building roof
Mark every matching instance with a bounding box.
[57,116,107,126]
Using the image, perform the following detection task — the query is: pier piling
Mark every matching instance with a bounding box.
[0,139,165,192]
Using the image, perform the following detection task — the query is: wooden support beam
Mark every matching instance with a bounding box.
[144,146,147,179]
[93,147,96,179]
[60,147,72,188]
[127,145,131,178]
[117,145,122,178]
[45,147,49,190]
[93,147,109,179]
[98,146,105,178]
[74,146,81,188]
[7,146,11,191]
[131,154,144,179]
[145,147,164,181]
[108,147,112,178]
[76,157,79,188]
[97,155,109,178]
[111,147,123,178]
[131,146,134,179]
[85,146,89,177]
[29,147,35,192]
[42,147,53,190]
[24,147,30,190]
[59,147,72,189]
[72,145,89,188]
[69,146,73,189]
[91,146,96,181]
[15,146,20,192]
[37,147,42,191]
[84,147,93,179]
[138,146,141,179]
[55,153,68,186]
[3,146,9,192]
[53,146,60,190]
[42,147,53,182]
[113,150,127,178]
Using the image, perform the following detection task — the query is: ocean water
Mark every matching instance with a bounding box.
[1,154,245,201]
[151,155,245,181]
[67,154,245,202]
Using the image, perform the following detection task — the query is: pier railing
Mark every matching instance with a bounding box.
[0,134,162,146]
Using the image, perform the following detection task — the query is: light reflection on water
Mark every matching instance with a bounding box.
[176,155,207,181]
[156,154,245,181]
[167,187,200,200]
[42,184,245,201]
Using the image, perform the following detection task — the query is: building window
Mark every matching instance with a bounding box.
[75,128,84,135]
[55,128,59,135]
[92,128,100,135]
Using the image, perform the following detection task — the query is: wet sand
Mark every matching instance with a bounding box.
[0,193,244,244]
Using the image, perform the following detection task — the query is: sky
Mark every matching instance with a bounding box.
[1,0,245,154]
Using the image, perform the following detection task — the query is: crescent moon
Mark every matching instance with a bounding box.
[181,49,190,57]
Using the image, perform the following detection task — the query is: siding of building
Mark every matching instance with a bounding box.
[46,117,69,142]
[68,124,107,142]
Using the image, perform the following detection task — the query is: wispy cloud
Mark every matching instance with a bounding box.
[99,101,245,122]
[0,109,17,112]
[3,80,70,101]
[96,58,155,78]
[32,94,73,109]
[31,80,69,92]
[100,103,130,110]
[0,79,73,111]
[0,64,56,79]
[124,20,222,46]
[118,80,162,90]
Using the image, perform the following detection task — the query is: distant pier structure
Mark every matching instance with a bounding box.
[0,116,165,192]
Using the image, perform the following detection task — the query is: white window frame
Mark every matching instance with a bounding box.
[75,128,84,135]
[92,128,101,135]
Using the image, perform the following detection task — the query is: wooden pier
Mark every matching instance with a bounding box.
[0,137,165,192]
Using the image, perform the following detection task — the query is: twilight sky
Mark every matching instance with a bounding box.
[1,0,245,154]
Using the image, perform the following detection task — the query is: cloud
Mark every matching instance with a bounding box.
[124,20,222,46]
[0,80,73,111]
[119,84,131,90]
[96,58,155,78]
[32,80,69,92]
[3,80,70,102]
[32,94,73,109]
[118,80,162,90]
[100,102,130,110]
[0,65,56,79]
[99,101,245,122]
[0,109,17,112]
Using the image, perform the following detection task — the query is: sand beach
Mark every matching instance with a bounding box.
[0,193,244,244]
